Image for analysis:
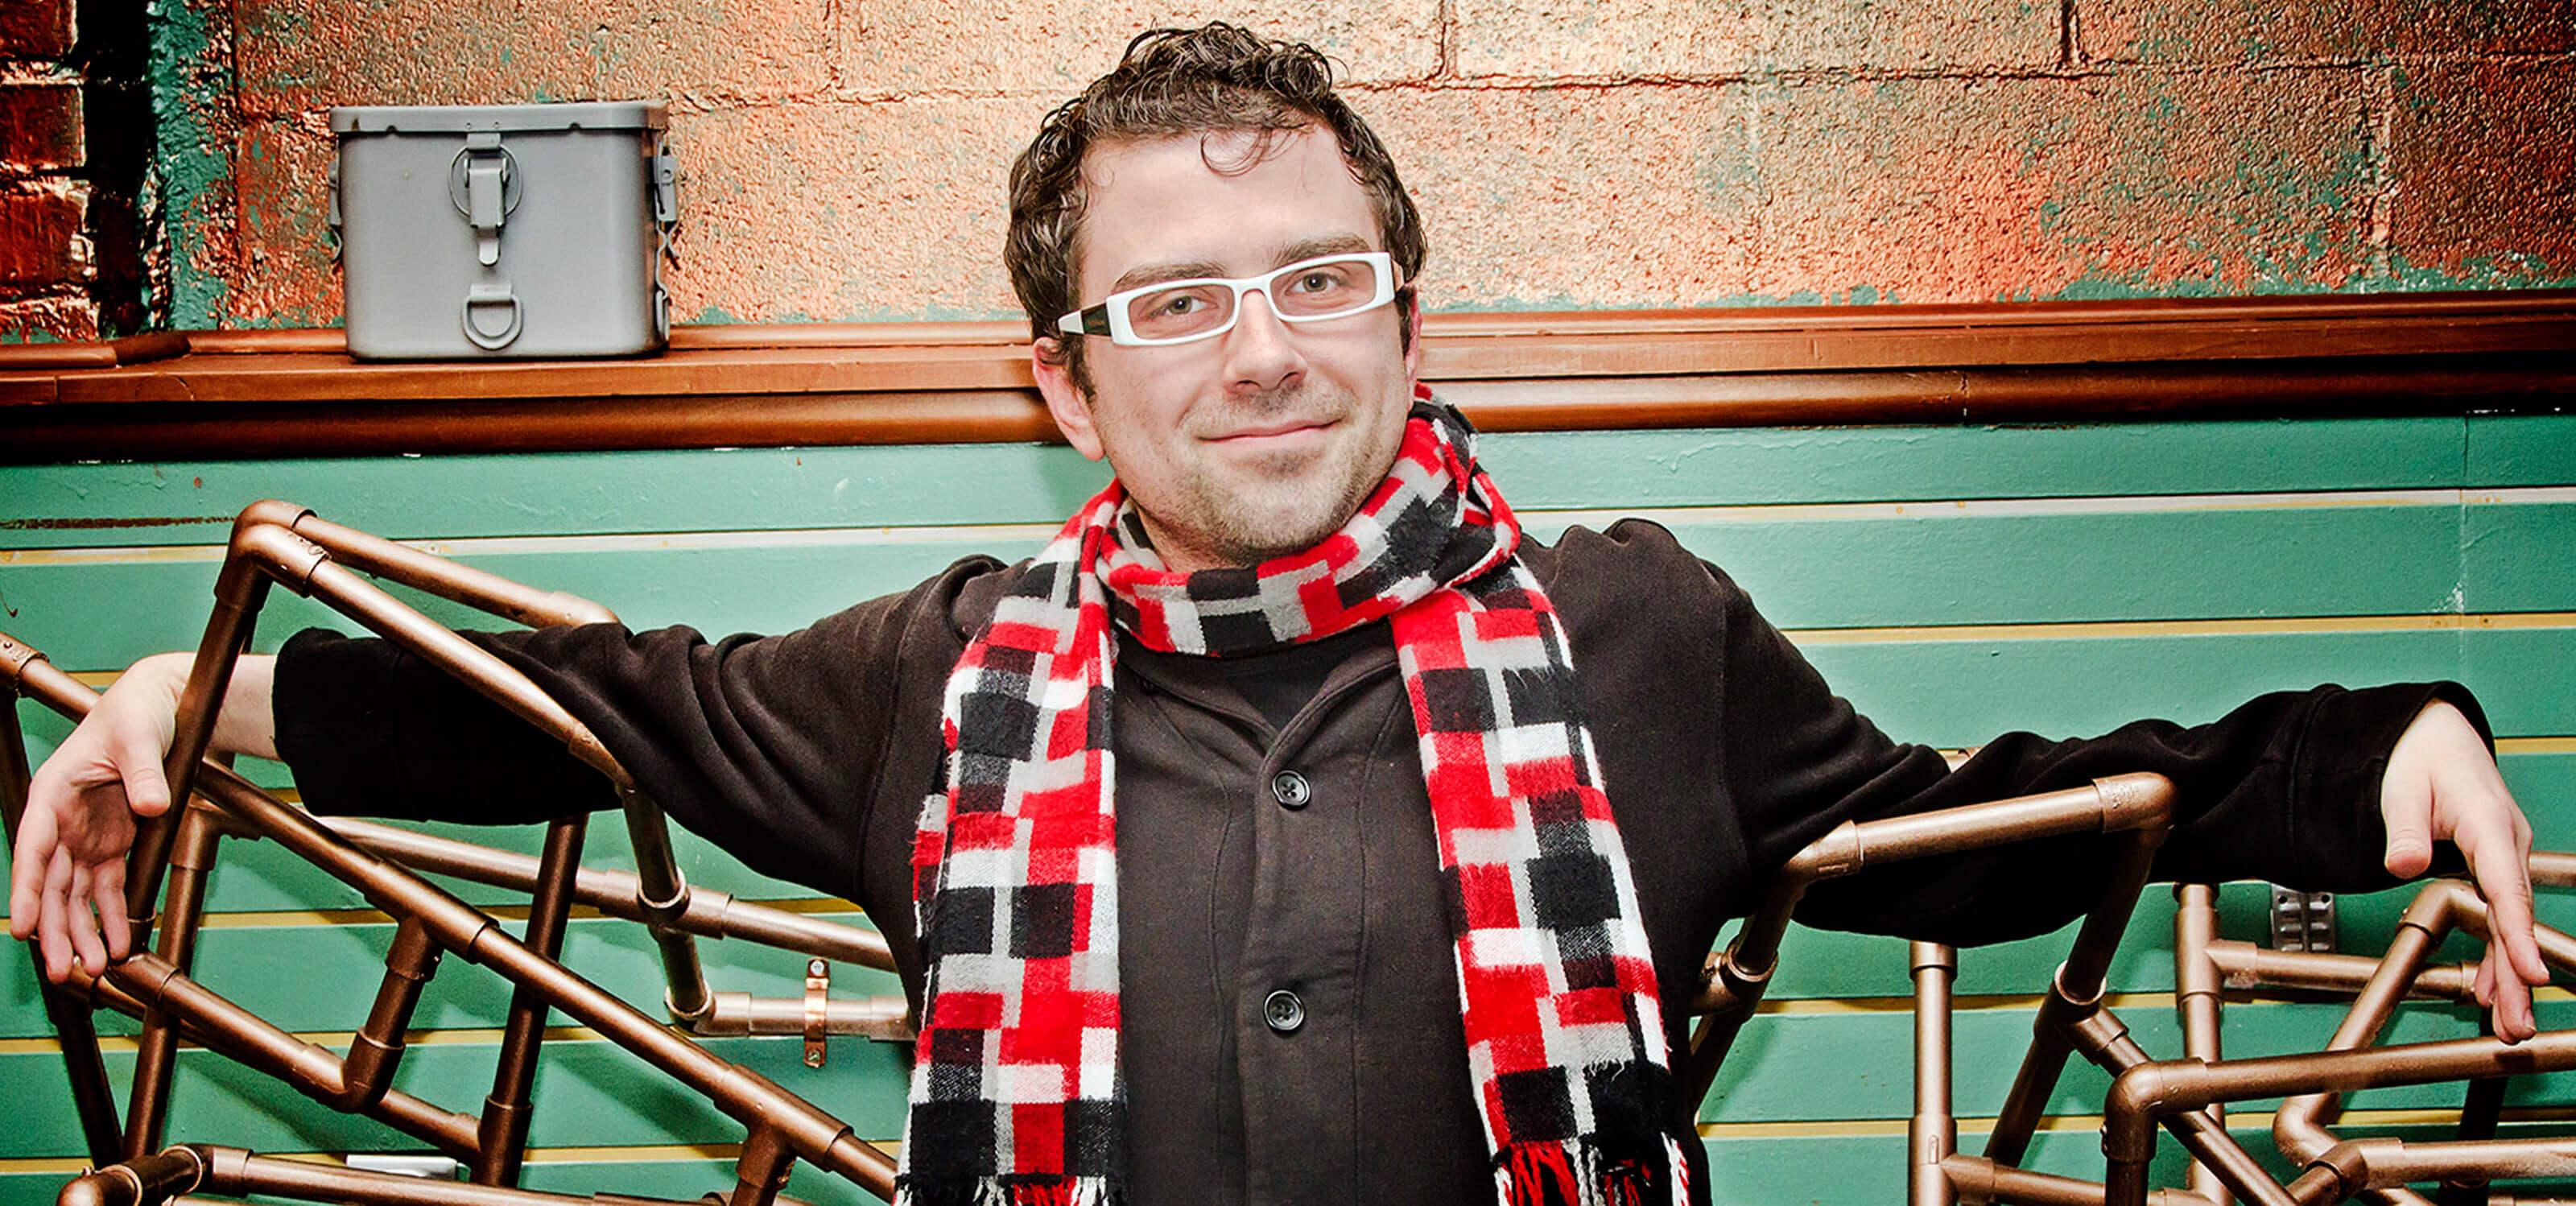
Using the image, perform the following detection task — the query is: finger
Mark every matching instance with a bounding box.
[7,799,56,940]
[36,849,76,982]
[91,860,130,964]
[63,864,106,977]
[2458,811,2551,989]
[2490,948,2537,1042]
[2382,769,2435,878]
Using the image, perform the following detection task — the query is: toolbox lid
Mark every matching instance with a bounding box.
[331,101,668,135]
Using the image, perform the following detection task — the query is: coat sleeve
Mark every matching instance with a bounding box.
[1608,519,2483,948]
[272,556,1005,896]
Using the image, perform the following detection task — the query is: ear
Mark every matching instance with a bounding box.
[1033,337,1106,461]
[1401,292,1424,382]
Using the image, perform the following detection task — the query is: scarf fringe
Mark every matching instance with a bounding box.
[1496,1139,1679,1206]
[895,1175,1120,1206]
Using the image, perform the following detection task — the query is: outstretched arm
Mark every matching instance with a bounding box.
[6,652,278,981]
[2380,698,2547,1039]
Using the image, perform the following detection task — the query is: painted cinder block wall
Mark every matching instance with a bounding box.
[56,0,2573,336]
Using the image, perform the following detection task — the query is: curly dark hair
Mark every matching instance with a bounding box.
[1005,23,1426,384]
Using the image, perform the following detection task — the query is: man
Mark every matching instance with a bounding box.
[9,23,2545,1206]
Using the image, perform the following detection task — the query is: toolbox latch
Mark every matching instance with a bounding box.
[449,132,522,268]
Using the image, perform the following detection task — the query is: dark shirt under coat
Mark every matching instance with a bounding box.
[274,520,2473,1206]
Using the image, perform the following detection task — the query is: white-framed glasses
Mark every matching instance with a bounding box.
[1055,251,1397,347]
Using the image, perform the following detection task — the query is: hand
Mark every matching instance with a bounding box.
[7,653,190,981]
[2380,698,2549,1040]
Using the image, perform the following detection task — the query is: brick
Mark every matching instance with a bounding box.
[661,98,1059,323]
[2085,0,2572,62]
[0,293,100,342]
[0,84,83,171]
[0,0,76,60]
[2389,60,2576,287]
[840,1,1442,96]
[1451,0,2058,78]
[0,180,91,287]
[1370,71,2372,308]
[234,0,836,117]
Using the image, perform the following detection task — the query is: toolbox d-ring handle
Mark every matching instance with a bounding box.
[462,282,524,350]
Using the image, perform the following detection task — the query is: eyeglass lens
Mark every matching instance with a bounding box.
[1125,258,1381,342]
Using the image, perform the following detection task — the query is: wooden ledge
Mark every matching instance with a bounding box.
[4,291,2572,461]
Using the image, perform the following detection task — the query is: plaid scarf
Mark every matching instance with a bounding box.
[898,393,1688,1206]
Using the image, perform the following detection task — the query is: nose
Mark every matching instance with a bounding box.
[1220,287,1307,394]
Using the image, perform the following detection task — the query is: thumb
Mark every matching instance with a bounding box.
[112,730,175,817]
[2382,763,2434,879]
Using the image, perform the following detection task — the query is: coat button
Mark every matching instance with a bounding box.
[1269,770,1311,810]
[1262,989,1305,1034]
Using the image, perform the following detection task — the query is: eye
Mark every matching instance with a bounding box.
[1155,294,1208,316]
[1289,270,1340,294]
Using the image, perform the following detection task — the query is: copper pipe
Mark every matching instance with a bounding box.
[2174,885,2231,1206]
[1987,824,2169,1167]
[0,667,125,1166]
[1690,774,2175,1102]
[339,915,441,1112]
[213,511,731,1035]
[173,756,893,1192]
[279,508,621,630]
[10,646,895,1188]
[291,555,630,788]
[95,950,482,1158]
[122,802,229,1158]
[2529,852,2576,889]
[55,1145,205,1206]
[2311,1138,2576,1196]
[1913,942,1958,1206]
[126,521,287,952]
[2434,1007,2513,1206]
[15,648,889,1191]
[2277,883,2475,1166]
[2207,942,2478,1002]
[474,816,587,1187]
[615,786,713,1026]
[320,816,896,969]
[57,953,478,1160]
[729,1125,799,1206]
[2107,1032,2576,1206]
[696,993,913,1040]
[186,1145,792,1206]
[2054,1006,2292,1206]
[1940,1154,2221,1206]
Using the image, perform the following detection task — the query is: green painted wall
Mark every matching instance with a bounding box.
[3,415,2574,1203]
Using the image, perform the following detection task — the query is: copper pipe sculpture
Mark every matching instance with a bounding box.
[11,500,2576,1206]
[1,501,910,1204]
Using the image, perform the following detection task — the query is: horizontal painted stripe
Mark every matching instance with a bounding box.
[1695,1105,2576,1139]
[0,1026,605,1056]
[192,896,863,929]
[1787,611,2576,645]
[13,485,2569,564]
[0,419,2519,549]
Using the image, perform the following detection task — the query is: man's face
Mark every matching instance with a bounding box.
[1033,124,1421,572]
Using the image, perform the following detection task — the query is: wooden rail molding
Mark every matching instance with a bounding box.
[2,291,2570,461]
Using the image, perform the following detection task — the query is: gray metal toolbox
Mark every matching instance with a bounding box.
[329,101,676,360]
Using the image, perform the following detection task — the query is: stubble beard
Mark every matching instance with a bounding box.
[1156,382,1401,569]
